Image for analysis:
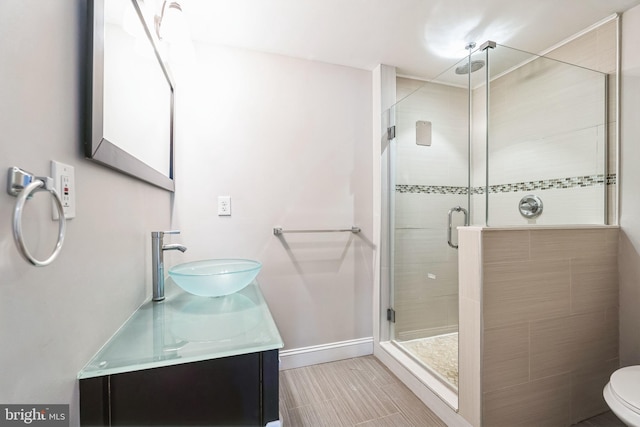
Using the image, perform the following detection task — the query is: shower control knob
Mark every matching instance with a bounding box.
[519,195,543,218]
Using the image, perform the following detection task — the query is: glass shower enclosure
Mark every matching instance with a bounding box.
[382,41,610,398]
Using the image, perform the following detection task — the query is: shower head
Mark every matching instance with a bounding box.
[455,60,485,75]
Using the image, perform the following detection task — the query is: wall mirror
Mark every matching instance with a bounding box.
[86,0,175,191]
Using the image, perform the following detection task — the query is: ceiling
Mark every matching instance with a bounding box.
[183,0,640,80]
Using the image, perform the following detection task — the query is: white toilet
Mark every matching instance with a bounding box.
[603,366,640,426]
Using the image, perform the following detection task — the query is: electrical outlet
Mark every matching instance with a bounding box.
[218,196,231,216]
[51,160,76,219]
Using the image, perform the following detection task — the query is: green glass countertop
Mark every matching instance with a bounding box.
[78,280,283,379]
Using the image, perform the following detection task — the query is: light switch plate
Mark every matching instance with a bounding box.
[218,196,231,216]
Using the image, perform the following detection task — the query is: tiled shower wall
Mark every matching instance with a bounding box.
[458,226,619,426]
[471,20,617,226]
[547,20,618,225]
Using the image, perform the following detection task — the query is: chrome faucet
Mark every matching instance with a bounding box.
[151,230,187,302]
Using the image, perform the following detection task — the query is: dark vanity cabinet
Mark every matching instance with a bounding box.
[78,282,283,426]
[80,349,279,426]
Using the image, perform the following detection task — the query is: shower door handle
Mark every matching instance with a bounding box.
[447,206,468,249]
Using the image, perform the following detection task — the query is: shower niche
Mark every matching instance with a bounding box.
[380,20,618,426]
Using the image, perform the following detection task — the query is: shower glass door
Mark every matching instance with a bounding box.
[388,53,483,391]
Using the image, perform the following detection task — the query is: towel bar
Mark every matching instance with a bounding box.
[273,226,360,236]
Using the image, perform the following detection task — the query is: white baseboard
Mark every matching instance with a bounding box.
[279,337,374,370]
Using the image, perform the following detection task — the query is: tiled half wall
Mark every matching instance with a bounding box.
[458,226,619,427]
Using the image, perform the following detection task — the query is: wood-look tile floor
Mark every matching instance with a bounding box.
[279,356,626,427]
[279,355,447,426]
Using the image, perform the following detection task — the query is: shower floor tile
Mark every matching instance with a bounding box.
[396,333,459,389]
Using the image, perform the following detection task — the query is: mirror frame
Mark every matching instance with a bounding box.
[86,0,175,192]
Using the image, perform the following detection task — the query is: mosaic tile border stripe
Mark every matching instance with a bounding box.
[396,174,616,195]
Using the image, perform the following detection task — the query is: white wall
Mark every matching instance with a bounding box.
[619,4,640,366]
[0,1,172,425]
[172,42,374,351]
[0,1,374,425]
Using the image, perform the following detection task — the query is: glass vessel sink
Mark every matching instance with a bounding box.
[168,259,262,297]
